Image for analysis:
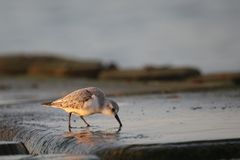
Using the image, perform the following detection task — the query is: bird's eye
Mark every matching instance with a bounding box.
[111,108,115,112]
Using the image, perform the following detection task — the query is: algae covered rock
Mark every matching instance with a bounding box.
[99,66,201,81]
[0,54,103,78]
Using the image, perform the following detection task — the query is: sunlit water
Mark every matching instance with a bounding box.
[0,0,240,73]
[1,88,240,156]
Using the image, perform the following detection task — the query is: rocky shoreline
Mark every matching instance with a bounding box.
[0,54,238,82]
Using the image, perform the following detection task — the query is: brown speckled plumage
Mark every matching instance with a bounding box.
[48,87,105,109]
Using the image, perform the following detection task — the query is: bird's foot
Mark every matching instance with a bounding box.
[79,125,90,129]
[69,126,77,128]
[68,126,78,131]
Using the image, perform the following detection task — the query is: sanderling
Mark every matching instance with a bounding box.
[42,87,122,129]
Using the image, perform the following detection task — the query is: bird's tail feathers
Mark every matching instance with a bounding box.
[42,101,52,106]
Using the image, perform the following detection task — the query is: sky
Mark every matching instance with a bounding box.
[0,0,240,73]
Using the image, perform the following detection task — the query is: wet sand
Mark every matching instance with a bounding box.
[0,78,240,159]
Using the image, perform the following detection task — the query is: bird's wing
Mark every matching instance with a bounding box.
[85,87,106,106]
[49,89,93,109]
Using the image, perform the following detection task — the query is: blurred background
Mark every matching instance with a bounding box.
[0,0,239,73]
[1,2,240,159]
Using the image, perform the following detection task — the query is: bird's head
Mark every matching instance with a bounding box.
[102,99,122,127]
[102,99,119,115]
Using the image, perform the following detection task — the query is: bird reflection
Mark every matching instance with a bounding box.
[64,127,121,145]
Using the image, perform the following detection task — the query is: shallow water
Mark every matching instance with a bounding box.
[1,88,240,157]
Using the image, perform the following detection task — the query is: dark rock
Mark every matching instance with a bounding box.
[104,62,118,70]
[0,141,29,155]
[96,139,240,160]
[99,66,201,81]
[0,54,103,78]
[233,77,240,85]
[191,72,240,83]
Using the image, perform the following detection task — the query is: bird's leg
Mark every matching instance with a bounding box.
[68,112,72,129]
[80,116,90,127]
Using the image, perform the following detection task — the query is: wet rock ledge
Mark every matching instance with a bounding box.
[1,125,240,160]
[1,88,240,160]
[97,139,240,160]
[0,139,99,160]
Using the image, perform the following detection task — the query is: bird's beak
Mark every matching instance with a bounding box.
[115,114,122,127]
